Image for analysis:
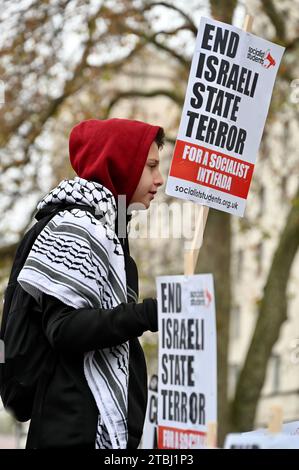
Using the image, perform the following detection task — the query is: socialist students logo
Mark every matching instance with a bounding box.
[247,46,276,69]
[262,50,276,69]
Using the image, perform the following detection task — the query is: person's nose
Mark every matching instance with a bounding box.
[155,169,164,187]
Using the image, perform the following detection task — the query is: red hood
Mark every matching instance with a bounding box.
[69,118,161,205]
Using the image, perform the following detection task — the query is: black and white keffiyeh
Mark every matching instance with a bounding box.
[18,177,129,449]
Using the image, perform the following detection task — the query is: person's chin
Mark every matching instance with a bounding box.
[142,200,150,209]
[141,196,151,209]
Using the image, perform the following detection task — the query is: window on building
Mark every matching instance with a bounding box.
[258,185,265,216]
[280,175,287,199]
[236,249,243,279]
[271,354,281,394]
[256,242,263,276]
[228,363,240,399]
[230,305,241,340]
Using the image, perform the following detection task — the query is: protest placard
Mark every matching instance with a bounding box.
[141,375,158,449]
[224,432,299,449]
[165,16,285,216]
[156,274,216,449]
[242,420,299,437]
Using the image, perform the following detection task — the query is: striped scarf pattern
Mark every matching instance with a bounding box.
[18,177,129,449]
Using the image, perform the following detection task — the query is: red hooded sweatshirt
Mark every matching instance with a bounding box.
[69,118,161,206]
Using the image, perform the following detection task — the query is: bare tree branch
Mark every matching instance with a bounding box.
[103,88,184,117]
[0,6,146,173]
[141,1,198,36]
[153,24,195,37]
[260,0,286,42]
[209,0,238,24]
[1,3,101,160]
[114,24,191,67]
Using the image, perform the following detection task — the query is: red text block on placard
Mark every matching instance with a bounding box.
[158,425,206,449]
[169,140,254,199]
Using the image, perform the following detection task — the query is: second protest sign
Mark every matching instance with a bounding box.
[156,274,217,449]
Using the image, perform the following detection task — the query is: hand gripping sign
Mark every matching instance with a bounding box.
[165,16,284,217]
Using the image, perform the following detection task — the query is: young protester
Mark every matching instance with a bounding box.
[17,118,164,448]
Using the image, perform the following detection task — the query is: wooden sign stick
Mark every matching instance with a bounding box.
[183,13,253,277]
[206,421,217,448]
[183,16,254,448]
[184,205,209,275]
[268,405,283,434]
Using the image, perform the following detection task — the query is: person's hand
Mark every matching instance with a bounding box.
[143,298,158,332]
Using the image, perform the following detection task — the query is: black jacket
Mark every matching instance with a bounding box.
[26,222,157,449]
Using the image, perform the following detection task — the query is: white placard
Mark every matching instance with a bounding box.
[242,420,299,437]
[166,16,285,216]
[156,274,217,449]
[225,432,299,449]
[141,375,158,449]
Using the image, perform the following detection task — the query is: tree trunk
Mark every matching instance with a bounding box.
[196,209,231,445]
[210,0,238,25]
[231,186,299,431]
